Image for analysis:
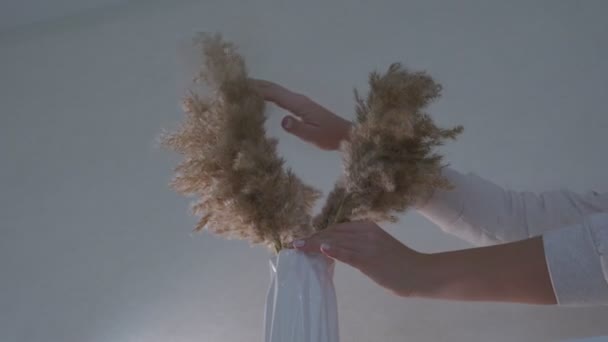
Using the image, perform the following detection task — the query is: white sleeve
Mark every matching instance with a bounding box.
[415,167,608,246]
[543,213,608,305]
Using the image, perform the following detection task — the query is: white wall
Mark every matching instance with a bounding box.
[2,0,608,341]
[0,0,127,33]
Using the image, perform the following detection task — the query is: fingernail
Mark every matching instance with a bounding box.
[282,117,293,129]
[320,243,331,251]
[293,240,305,248]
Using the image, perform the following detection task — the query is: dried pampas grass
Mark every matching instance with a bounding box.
[162,34,320,252]
[313,63,463,229]
[163,33,463,252]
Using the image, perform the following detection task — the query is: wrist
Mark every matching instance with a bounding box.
[406,252,448,298]
[395,250,442,298]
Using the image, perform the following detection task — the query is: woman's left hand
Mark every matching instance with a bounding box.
[291,221,427,297]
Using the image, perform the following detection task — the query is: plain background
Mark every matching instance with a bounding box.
[1,0,608,341]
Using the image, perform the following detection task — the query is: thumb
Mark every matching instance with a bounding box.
[281,116,319,144]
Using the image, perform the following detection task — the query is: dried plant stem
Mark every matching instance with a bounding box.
[330,193,350,226]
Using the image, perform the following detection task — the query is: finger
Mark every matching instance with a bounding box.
[250,79,320,120]
[250,79,305,112]
[281,115,324,143]
[320,244,361,267]
[291,230,341,253]
[250,79,283,101]
[291,234,324,253]
[292,230,360,254]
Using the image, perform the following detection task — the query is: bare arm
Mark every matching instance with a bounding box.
[294,221,557,305]
[295,219,608,306]
[418,236,556,304]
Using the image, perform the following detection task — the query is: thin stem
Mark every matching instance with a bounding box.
[273,241,281,255]
[271,231,282,254]
[329,192,351,227]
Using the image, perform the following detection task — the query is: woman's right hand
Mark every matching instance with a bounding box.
[251,79,353,151]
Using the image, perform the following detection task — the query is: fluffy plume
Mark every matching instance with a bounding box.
[312,63,463,229]
[163,33,463,252]
[162,33,321,252]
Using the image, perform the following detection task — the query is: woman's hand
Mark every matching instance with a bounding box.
[291,221,557,304]
[251,79,353,151]
[291,221,428,297]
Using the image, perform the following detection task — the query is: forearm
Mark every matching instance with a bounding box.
[413,236,557,305]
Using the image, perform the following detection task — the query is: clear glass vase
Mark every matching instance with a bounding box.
[264,249,340,342]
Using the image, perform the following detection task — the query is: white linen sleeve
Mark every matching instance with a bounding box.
[543,213,608,305]
[415,167,608,246]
